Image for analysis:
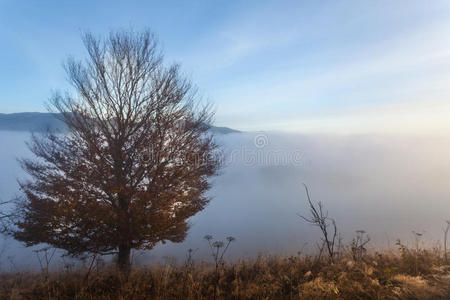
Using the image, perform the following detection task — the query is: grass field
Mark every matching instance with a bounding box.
[1,244,449,299]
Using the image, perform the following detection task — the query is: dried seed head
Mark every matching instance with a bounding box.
[213,241,224,248]
[226,236,235,242]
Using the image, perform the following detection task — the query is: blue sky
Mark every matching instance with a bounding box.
[1,0,450,133]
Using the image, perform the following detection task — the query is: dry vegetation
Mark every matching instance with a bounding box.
[0,245,449,300]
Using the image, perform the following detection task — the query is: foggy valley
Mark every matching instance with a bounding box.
[2,129,450,268]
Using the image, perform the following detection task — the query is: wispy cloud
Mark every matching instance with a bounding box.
[203,1,450,133]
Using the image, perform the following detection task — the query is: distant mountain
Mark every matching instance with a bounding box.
[208,125,240,134]
[0,112,65,132]
[0,112,240,134]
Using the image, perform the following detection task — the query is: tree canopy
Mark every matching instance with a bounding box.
[14,29,220,270]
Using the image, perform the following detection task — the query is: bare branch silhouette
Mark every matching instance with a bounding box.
[298,183,338,263]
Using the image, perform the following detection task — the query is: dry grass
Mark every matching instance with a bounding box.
[0,249,449,299]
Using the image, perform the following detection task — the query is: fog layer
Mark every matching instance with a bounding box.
[1,131,450,268]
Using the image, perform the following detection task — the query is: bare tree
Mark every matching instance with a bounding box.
[13,29,220,272]
[298,184,338,263]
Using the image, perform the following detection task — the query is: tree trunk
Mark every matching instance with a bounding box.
[117,245,131,273]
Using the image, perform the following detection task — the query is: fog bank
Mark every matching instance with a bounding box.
[1,131,450,269]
